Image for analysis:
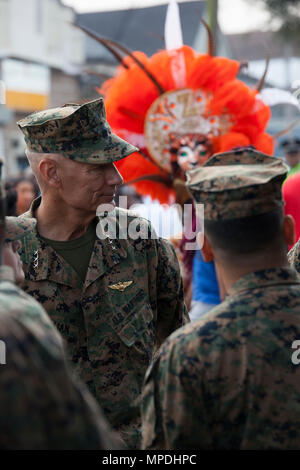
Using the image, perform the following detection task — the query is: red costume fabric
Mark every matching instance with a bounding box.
[282,173,300,248]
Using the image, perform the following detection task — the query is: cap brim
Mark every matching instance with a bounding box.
[5,217,36,242]
[61,133,139,165]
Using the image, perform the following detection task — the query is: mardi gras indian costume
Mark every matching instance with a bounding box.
[76,0,299,312]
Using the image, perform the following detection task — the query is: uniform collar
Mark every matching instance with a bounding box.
[21,196,128,289]
[22,195,41,218]
[228,266,300,298]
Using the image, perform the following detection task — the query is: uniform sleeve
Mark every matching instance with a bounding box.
[288,239,300,273]
[141,336,212,450]
[0,315,123,450]
[155,237,190,346]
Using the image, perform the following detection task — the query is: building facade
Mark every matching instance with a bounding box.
[0,0,85,176]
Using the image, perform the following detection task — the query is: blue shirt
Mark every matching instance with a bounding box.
[192,250,221,304]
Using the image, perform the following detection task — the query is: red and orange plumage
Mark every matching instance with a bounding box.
[98,46,273,203]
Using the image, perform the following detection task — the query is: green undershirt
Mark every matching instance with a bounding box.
[40,219,97,283]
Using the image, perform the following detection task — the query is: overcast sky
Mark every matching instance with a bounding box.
[62,0,272,34]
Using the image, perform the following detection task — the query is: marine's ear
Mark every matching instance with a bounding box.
[284,214,295,247]
[199,233,214,263]
[38,158,61,189]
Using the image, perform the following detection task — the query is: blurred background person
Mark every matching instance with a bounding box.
[4,181,17,216]
[5,176,39,216]
[281,138,300,177]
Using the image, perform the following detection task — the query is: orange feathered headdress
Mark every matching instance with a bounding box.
[76,20,273,204]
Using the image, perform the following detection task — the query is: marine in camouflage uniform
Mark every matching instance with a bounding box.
[0,183,121,448]
[17,98,189,448]
[142,148,300,450]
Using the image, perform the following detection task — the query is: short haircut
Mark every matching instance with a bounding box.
[204,208,284,255]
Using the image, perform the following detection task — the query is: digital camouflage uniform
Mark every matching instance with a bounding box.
[0,267,121,450]
[17,99,189,448]
[18,98,138,164]
[1,216,122,449]
[142,149,300,450]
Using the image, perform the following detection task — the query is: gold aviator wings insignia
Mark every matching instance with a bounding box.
[108,281,133,292]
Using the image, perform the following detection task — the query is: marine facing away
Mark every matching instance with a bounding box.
[142,148,300,450]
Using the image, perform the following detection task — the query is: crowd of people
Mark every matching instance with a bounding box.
[1,96,300,450]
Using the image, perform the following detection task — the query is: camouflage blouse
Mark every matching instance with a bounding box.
[0,266,120,449]
[19,198,189,449]
[142,267,300,450]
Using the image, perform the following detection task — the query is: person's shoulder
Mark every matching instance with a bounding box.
[19,209,32,219]
[0,283,61,339]
[145,296,257,392]
[17,214,36,231]
[97,207,179,259]
[114,206,145,220]
[0,306,62,363]
[1,278,31,297]
[288,240,300,273]
[151,305,224,365]
[16,215,39,261]
[0,280,31,302]
[106,206,160,246]
[113,206,156,232]
[158,274,300,362]
[153,297,248,362]
[97,206,155,233]
[16,214,38,252]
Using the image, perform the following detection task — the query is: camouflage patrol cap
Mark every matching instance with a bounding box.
[186,148,288,220]
[17,98,138,164]
[5,217,36,243]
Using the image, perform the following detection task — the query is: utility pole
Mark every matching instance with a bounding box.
[207,0,218,54]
